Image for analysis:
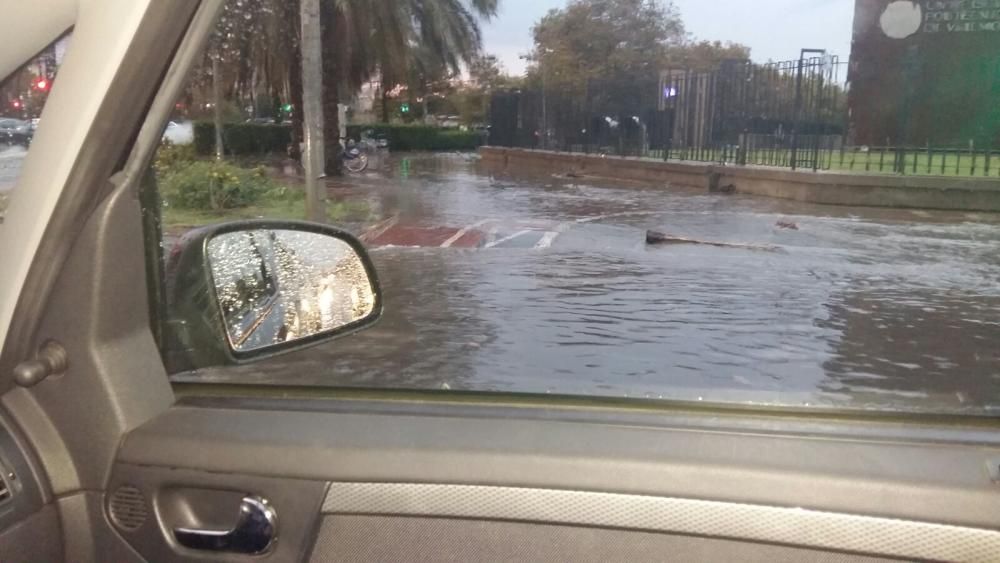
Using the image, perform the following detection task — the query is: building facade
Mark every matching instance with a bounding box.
[849,0,1000,146]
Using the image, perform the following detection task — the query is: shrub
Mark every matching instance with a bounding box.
[160,160,280,211]
[193,121,292,156]
[154,139,197,177]
[346,124,483,151]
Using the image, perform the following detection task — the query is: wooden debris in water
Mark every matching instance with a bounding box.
[645,230,782,252]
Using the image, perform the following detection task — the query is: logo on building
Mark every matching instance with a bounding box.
[880,1,923,38]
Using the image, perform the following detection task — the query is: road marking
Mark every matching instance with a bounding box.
[485,229,533,249]
[575,211,664,224]
[358,214,399,243]
[534,231,560,249]
[441,219,491,248]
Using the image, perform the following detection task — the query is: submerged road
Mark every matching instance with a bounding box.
[176,153,1000,414]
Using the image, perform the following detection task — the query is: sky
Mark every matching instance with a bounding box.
[482,0,856,75]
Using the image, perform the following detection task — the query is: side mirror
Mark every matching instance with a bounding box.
[163,220,382,371]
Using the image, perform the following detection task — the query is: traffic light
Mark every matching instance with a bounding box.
[33,77,50,91]
[10,99,21,109]
[400,103,410,114]
[282,103,293,112]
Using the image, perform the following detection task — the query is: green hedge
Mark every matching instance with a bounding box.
[194,121,292,156]
[194,121,482,155]
[347,124,483,151]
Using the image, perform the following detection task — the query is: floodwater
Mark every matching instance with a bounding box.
[176,153,1000,414]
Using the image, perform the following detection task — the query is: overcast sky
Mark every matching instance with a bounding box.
[482,0,856,75]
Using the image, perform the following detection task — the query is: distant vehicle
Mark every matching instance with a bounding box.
[29,118,40,131]
[360,129,389,149]
[0,118,33,147]
[162,120,194,145]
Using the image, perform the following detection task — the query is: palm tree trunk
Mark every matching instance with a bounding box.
[288,0,304,160]
[381,75,391,123]
[321,0,342,176]
[212,55,224,159]
[300,0,326,221]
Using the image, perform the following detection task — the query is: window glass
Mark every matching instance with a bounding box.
[152,0,1000,416]
[0,35,69,225]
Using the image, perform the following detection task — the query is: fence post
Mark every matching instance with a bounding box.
[790,56,804,170]
[970,139,976,176]
[926,140,931,175]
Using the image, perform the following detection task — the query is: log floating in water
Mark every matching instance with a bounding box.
[645,230,782,252]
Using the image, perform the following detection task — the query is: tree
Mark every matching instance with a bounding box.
[317,0,499,173]
[449,54,519,125]
[529,0,686,119]
[468,54,505,90]
[179,0,499,173]
[667,40,751,72]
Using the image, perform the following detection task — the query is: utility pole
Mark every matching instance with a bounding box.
[212,55,223,160]
[300,0,326,222]
[541,66,547,150]
[520,48,552,150]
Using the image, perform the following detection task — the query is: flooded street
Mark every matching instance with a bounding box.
[178,153,1000,414]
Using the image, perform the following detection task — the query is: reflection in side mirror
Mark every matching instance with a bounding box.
[163,221,381,372]
[208,229,378,354]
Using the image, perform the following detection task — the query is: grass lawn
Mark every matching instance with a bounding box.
[641,148,1000,178]
[162,194,371,231]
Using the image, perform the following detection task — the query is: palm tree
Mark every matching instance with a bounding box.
[319,0,499,173]
[185,0,498,173]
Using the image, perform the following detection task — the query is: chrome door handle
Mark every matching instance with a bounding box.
[174,495,277,554]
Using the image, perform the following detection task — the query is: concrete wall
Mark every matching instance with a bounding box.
[480,147,1000,212]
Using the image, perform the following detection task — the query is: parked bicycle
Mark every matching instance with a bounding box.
[341,137,369,173]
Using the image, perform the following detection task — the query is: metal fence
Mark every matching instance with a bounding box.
[487,54,1000,178]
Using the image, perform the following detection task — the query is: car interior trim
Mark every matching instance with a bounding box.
[321,481,1000,562]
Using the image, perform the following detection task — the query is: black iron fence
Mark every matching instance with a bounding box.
[488,55,1000,178]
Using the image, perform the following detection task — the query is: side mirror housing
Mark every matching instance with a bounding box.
[163,220,382,372]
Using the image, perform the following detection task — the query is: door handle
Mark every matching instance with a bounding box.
[174,495,277,554]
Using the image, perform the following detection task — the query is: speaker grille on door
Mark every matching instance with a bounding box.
[109,486,148,532]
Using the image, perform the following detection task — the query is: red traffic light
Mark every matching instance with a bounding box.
[34,78,49,91]
[10,100,21,109]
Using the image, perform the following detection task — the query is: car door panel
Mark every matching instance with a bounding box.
[105,400,1000,561]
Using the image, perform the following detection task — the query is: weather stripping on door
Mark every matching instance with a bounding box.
[174,495,277,554]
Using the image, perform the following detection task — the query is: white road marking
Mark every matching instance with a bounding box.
[358,214,399,243]
[534,231,560,249]
[485,229,533,249]
[441,219,491,248]
[575,211,665,224]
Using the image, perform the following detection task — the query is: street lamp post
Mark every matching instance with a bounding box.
[521,49,552,150]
